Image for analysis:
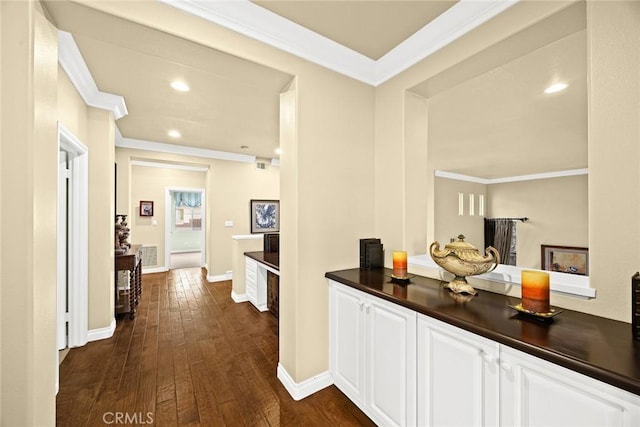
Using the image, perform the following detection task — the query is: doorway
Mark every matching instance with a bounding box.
[56,123,89,393]
[165,187,206,270]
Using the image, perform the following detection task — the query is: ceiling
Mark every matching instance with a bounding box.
[45,1,293,161]
[43,1,585,175]
[253,1,458,60]
[416,2,587,179]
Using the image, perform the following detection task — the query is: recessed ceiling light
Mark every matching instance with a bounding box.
[240,145,249,150]
[170,81,190,92]
[275,148,282,155]
[168,130,181,138]
[544,82,568,94]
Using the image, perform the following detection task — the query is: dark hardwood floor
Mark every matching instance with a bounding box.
[56,268,374,426]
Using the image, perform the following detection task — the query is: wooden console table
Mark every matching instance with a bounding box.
[115,244,142,318]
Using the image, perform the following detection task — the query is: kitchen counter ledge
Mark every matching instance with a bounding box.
[326,268,640,396]
[245,251,279,271]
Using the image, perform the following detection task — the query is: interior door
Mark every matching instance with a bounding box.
[57,150,69,350]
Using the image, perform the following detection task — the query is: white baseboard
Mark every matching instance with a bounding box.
[142,266,168,274]
[207,272,232,282]
[87,317,116,342]
[231,290,248,303]
[277,363,333,401]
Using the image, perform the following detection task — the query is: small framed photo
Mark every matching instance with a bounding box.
[541,245,588,276]
[140,201,154,217]
[250,199,279,233]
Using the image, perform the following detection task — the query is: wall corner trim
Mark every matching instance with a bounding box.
[276,363,333,401]
[231,290,248,303]
[87,318,116,343]
[208,272,232,283]
[142,266,169,274]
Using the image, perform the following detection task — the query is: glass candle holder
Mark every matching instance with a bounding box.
[392,251,408,278]
[521,270,550,313]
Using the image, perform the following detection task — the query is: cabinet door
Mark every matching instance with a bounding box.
[366,294,416,427]
[255,265,268,311]
[329,281,366,406]
[245,257,257,306]
[417,314,499,427]
[500,346,640,427]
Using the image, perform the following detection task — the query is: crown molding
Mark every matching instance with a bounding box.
[58,31,128,119]
[435,168,588,185]
[158,0,377,84]
[116,135,257,163]
[159,0,518,86]
[130,160,209,172]
[374,0,518,85]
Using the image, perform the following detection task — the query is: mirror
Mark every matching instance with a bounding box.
[409,3,588,276]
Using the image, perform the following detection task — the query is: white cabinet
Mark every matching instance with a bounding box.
[329,280,416,427]
[500,346,640,427]
[328,280,640,427]
[245,257,267,311]
[417,314,499,427]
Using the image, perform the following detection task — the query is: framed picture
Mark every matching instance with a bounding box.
[541,245,588,276]
[140,201,154,217]
[250,199,279,233]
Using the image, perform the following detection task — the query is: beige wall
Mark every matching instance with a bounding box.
[116,148,279,276]
[404,92,430,255]
[209,159,279,276]
[130,165,206,267]
[583,0,640,320]
[5,1,640,423]
[488,175,588,269]
[59,67,116,331]
[81,0,377,387]
[283,72,375,381]
[378,1,640,321]
[433,174,588,269]
[87,109,116,330]
[376,2,574,267]
[0,4,3,419]
[1,2,58,424]
[434,177,487,249]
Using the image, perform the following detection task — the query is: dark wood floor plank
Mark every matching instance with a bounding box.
[57,267,374,426]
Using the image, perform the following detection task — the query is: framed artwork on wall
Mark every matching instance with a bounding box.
[140,200,154,217]
[541,245,588,276]
[250,199,279,233]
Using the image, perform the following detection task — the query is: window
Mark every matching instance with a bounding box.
[175,206,201,230]
[172,191,202,231]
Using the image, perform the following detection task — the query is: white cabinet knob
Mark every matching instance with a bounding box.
[500,360,512,373]
[479,349,496,365]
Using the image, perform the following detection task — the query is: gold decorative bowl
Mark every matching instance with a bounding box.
[429,234,500,295]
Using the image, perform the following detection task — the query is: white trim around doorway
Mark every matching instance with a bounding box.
[165,186,206,271]
[58,122,89,348]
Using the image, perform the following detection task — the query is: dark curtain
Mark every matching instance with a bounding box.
[484,218,514,265]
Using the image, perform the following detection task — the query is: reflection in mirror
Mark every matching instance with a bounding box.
[409,3,590,287]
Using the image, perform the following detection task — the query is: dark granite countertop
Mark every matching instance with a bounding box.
[245,251,279,271]
[326,268,640,396]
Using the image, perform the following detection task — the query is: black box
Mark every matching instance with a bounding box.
[360,238,383,270]
[360,238,379,268]
[633,272,640,340]
[264,233,279,253]
[365,243,384,269]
